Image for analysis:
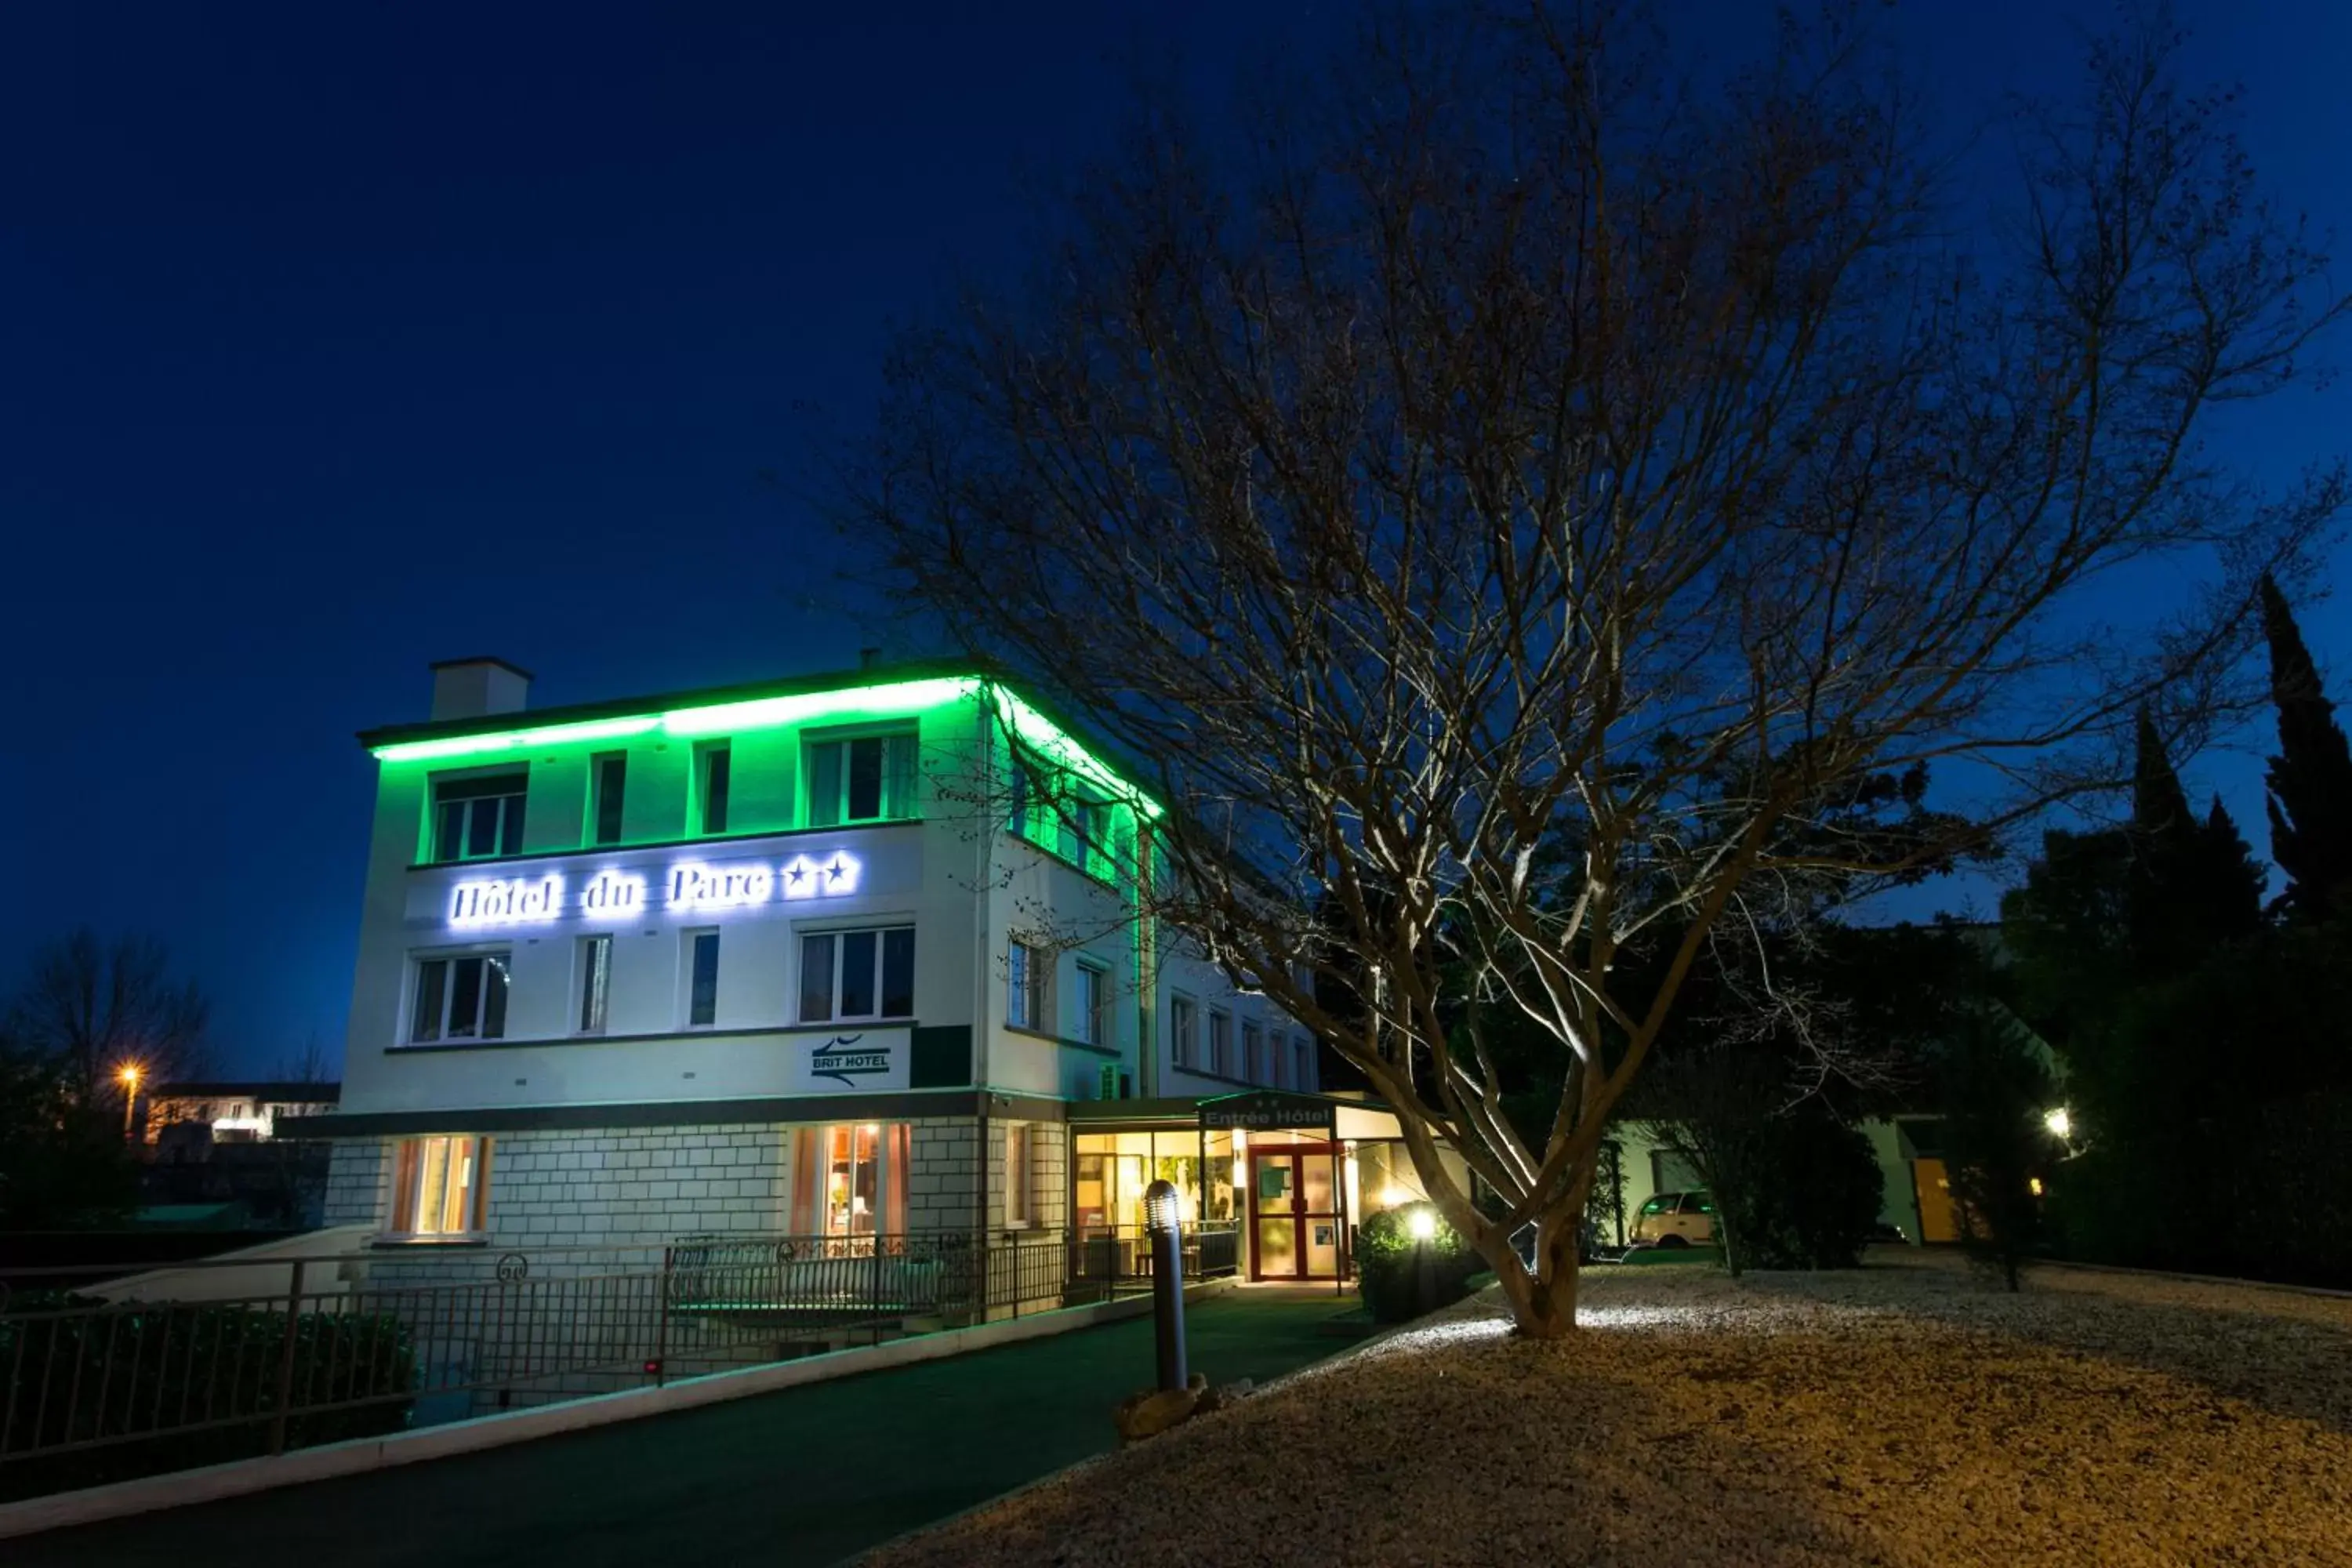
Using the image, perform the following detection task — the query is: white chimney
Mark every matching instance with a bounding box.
[430,657,534,722]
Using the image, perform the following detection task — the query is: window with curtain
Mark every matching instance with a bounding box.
[1005,1123,1033,1226]
[390,1135,492,1236]
[790,1123,910,1240]
[1008,938,1050,1030]
[807,731,917,825]
[1075,960,1109,1045]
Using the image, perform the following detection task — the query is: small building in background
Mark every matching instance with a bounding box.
[136,1081,343,1229]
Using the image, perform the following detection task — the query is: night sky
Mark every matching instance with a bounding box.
[5,2,2347,1075]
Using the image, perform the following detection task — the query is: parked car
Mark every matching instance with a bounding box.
[1632,1189,1716,1247]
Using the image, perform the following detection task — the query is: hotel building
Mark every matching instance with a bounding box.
[299,657,1446,1287]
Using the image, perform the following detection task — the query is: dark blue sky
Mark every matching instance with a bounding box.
[4,2,2347,1075]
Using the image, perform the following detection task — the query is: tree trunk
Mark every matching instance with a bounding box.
[1477,1210,1583,1338]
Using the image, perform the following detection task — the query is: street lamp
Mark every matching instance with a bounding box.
[2042,1106,2072,1142]
[118,1064,143,1142]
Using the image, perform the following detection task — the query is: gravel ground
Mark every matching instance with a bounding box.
[858,1250,2352,1567]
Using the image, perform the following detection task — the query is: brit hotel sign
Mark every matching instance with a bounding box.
[447,851,864,928]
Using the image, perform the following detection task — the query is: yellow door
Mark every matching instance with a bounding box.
[1913,1158,1959,1243]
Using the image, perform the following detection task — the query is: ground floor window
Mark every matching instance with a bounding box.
[789,1123,910,1238]
[1006,1123,1033,1226]
[1072,1128,1236,1232]
[390,1135,493,1236]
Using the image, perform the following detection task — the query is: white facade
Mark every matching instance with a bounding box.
[313,660,1317,1258]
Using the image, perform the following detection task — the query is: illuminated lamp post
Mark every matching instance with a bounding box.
[118,1064,143,1142]
[1143,1178,1188,1392]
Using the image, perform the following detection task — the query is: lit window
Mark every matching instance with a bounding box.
[809,1123,906,1238]
[391,1135,492,1236]
[1007,938,1050,1030]
[799,927,916,1022]
[1170,994,1198,1069]
[576,934,612,1033]
[1208,1009,1232,1076]
[430,772,527,862]
[685,930,720,1027]
[1006,1123,1033,1227]
[1076,960,1110,1046]
[695,742,732,835]
[409,953,510,1044]
[808,732,917,826]
[590,753,627,847]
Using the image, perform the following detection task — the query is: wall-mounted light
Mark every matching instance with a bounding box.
[2043,1106,2072,1141]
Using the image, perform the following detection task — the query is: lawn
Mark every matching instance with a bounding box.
[861,1251,2352,1566]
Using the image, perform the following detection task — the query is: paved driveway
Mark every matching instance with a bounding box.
[12,1287,1358,1568]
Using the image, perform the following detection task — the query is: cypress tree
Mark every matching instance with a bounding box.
[2259,575,2352,921]
[2126,710,2263,971]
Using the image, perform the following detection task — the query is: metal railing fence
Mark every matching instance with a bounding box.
[0,1222,1240,1501]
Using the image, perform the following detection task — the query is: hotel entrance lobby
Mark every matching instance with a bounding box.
[1067,1091,1465,1287]
[1247,1138,1344,1280]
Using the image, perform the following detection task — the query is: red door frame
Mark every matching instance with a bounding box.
[1247,1142,1348,1282]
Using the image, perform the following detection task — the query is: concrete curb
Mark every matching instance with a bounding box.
[0,1276,1240,1541]
[2029,1256,2352,1302]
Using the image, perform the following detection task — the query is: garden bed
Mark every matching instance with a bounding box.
[861,1250,2352,1566]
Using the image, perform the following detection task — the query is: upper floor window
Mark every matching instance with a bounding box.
[590,753,627,847]
[684,929,721,1027]
[391,1135,492,1238]
[1208,1009,1233,1076]
[1075,960,1110,1046]
[808,731,916,826]
[1243,1021,1265,1082]
[800,926,916,1022]
[576,935,612,1034]
[410,953,509,1044]
[1294,1035,1312,1089]
[431,771,527,862]
[694,742,732,835]
[1007,938,1049,1031]
[1170,993,1198,1069]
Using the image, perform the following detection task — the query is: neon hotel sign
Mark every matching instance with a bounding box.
[448,851,861,928]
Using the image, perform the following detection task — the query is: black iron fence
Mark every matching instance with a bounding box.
[0,1223,1240,1502]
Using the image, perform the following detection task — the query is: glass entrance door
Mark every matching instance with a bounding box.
[1250,1145,1345,1279]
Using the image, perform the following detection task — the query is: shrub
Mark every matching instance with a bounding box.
[0,1295,417,1501]
[1711,1112,1885,1272]
[1353,1204,1483,1323]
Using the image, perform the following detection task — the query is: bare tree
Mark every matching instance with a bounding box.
[842,6,2346,1335]
[8,929,212,1098]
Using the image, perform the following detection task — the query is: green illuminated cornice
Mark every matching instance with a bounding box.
[367,670,1162,818]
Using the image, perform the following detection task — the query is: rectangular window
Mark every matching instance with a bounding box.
[1271,1031,1287,1087]
[590,753,627,846]
[686,930,720,1027]
[1243,1021,1264,1082]
[1061,798,1109,876]
[1005,1123,1033,1226]
[808,731,917,826]
[1007,939,1049,1031]
[408,953,509,1043]
[390,1135,492,1236]
[1075,960,1109,1046]
[430,772,527,862]
[799,926,916,1022]
[1294,1036,1311,1089]
[1208,1009,1232,1076]
[1170,994,1198,1069]
[576,935,612,1033]
[695,742,732,835]
[808,1123,908,1238]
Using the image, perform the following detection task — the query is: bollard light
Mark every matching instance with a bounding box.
[1142,1178,1189,1392]
[1145,1179,1183,1235]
